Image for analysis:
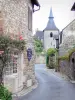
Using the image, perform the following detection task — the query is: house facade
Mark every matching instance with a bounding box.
[0,0,40,93]
[59,19,75,57]
[58,4,75,80]
[59,19,75,79]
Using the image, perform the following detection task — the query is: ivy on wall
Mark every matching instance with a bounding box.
[46,48,57,69]
[58,48,75,61]
[47,48,57,57]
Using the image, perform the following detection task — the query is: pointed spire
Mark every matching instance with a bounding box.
[49,7,54,18]
[44,7,59,31]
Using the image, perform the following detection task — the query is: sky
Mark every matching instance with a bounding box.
[33,0,75,34]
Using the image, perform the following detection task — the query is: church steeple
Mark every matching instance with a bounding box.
[44,8,59,31]
[49,7,54,18]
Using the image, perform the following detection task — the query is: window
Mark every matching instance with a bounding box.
[5,51,19,75]
[13,56,18,73]
[28,6,32,31]
[50,32,53,37]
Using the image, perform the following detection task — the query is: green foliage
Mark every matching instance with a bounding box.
[34,38,43,53]
[47,48,57,56]
[0,36,25,51]
[68,48,75,58]
[46,48,58,69]
[46,55,55,69]
[47,56,55,69]
[0,85,12,100]
[58,55,69,60]
[0,35,25,84]
[46,54,49,65]
[0,36,25,66]
[58,48,75,61]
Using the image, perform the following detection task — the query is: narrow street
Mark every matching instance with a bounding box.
[18,64,75,100]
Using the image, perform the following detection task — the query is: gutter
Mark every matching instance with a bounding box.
[31,0,40,12]
[33,6,40,12]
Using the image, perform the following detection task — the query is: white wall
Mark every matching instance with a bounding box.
[44,30,59,50]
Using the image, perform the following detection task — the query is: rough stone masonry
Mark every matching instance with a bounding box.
[0,0,36,93]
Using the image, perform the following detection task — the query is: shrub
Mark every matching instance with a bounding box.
[46,55,49,65]
[0,85,12,100]
[48,56,55,69]
[47,48,57,56]
[58,55,69,61]
[46,55,55,69]
[46,48,57,69]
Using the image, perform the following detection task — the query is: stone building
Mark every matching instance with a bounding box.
[35,30,44,42]
[59,4,75,80]
[59,19,75,57]
[59,2,75,57]
[0,0,40,93]
[59,19,75,79]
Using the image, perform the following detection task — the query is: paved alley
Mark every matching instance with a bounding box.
[18,64,75,100]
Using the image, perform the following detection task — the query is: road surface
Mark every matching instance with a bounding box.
[18,64,75,100]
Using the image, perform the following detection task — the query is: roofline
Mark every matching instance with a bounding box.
[31,0,40,12]
[31,0,40,7]
[43,29,59,32]
[62,19,75,31]
[71,2,75,11]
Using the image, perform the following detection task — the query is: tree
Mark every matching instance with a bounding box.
[34,38,43,53]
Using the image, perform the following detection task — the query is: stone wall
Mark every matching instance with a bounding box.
[59,60,72,79]
[59,52,75,80]
[35,55,46,64]
[59,35,75,56]
[0,0,35,93]
[59,19,75,57]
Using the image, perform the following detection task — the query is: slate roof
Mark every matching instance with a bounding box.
[44,8,59,31]
[35,31,44,40]
[71,2,75,11]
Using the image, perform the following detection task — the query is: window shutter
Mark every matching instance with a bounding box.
[28,6,32,31]
[0,11,3,34]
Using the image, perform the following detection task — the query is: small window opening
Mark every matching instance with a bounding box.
[50,32,53,37]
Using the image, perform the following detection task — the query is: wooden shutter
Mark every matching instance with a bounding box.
[28,6,32,31]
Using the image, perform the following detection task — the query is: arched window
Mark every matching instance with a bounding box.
[50,32,53,37]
